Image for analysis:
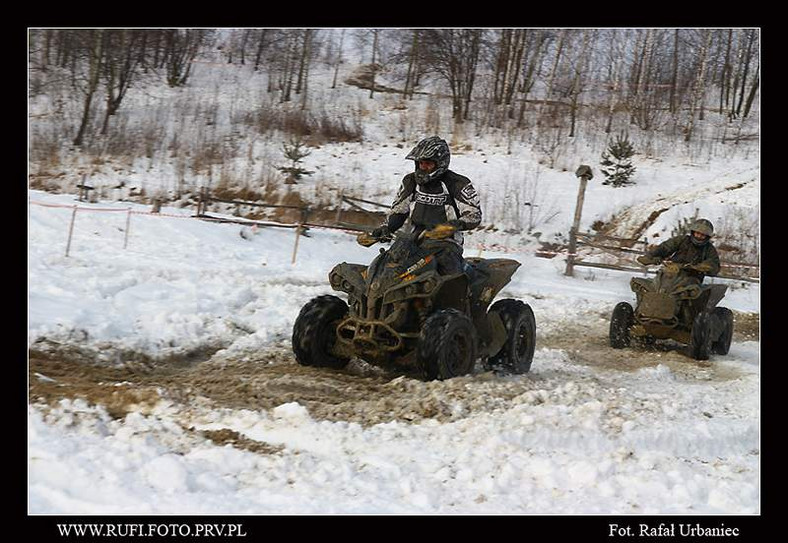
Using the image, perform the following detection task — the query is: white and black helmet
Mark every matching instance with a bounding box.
[406,136,450,184]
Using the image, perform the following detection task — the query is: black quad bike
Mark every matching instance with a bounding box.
[292,230,536,380]
[609,260,734,360]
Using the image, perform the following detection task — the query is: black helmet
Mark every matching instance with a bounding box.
[405,136,450,184]
[689,218,714,246]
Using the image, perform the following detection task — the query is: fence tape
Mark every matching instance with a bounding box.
[30,200,759,272]
[29,200,194,219]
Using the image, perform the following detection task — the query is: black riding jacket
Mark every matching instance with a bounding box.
[385,170,482,247]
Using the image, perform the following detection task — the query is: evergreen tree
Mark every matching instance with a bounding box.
[278,138,314,184]
[600,133,637,187]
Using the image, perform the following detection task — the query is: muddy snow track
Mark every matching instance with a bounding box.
[29,311,759,431]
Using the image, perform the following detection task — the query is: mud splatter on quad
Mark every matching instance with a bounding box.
[293,231,536,380]
[609,261,733,360]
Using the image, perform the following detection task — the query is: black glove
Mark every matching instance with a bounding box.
[371,225,391,239]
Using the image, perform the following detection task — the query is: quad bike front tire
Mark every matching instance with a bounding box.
[487,299,536,374]
[690,310,713,361]
[610,302,635,349]
[711,307,734,355]
[292,295,351,369]
[418,308,478,381]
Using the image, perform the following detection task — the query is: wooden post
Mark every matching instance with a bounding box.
[291,208,309,264]
[196,187,207,216]
[123,208,132,249]
[565,165,593,277]
[334,189,344,225]
[65,205,78,257]
[291,224,302,264]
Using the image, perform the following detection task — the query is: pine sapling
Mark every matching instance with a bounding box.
[278,138,314,184]
[600,133,637,187]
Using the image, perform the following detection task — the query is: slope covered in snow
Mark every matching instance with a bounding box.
[28,188,759,517]
[28,40,760,522]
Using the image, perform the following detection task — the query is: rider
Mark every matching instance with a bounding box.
[636,218,721,283]
[368,136,482,275]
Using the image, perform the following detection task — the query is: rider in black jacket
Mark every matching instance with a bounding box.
[369,136,482,275]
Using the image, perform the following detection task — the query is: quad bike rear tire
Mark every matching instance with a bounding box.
[610,302,635,349]
[292,295,351,369]
[418,309,478,381]
[690,310,713,361]
[711,307,734,355]
[487,299,536,374]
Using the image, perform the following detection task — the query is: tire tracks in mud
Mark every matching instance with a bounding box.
[29,311,759,431]
[541,309,759,379]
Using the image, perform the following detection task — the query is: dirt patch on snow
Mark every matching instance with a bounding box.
[539,309,758,381]
[198,428,284,455]
[28,343,528,428]
[29,306,758,432]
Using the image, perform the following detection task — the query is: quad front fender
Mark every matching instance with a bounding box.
[329,262,367,298]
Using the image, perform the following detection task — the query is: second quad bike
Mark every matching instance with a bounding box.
[292,230,536,380]
[609,260,734,360]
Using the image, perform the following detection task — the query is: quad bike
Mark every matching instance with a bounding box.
[292,229,536,380]
[609,260,734,360]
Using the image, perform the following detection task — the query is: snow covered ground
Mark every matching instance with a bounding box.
[28,187,759,517]
[28,50,760,522]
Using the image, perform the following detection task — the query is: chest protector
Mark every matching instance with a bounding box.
[410,181,457,228]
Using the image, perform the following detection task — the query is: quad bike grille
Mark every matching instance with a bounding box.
[637,292,677,321]
[336,317,403,353]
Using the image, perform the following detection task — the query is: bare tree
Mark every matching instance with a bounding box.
[492,29,526,107]
[669,29,681,114]
[278,31,299,102]
[734,29,757,119]
[252,29,270,72]
[331,29,345,89]
[404,30,422,99]
[100,30,143,135]
[420,29,482,123]
[567,30,595,138]
[369,29,380,99]
[743,61,759,118]
[684,29,712,142]
[295,29,316,109]
[163,29,206,88]
[515,29,550,127]
[73,30,104,147]
[603,29,627,134]
[537,29,567,124]
[718,29,733,114]
[628,28,655,128]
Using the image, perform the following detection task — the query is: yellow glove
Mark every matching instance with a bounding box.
[424,223,458,240]
[356,232,378,247]
[684,262,712,273]
[637,255,660,266]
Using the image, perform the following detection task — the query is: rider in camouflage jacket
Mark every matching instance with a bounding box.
[637,219,721,283]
